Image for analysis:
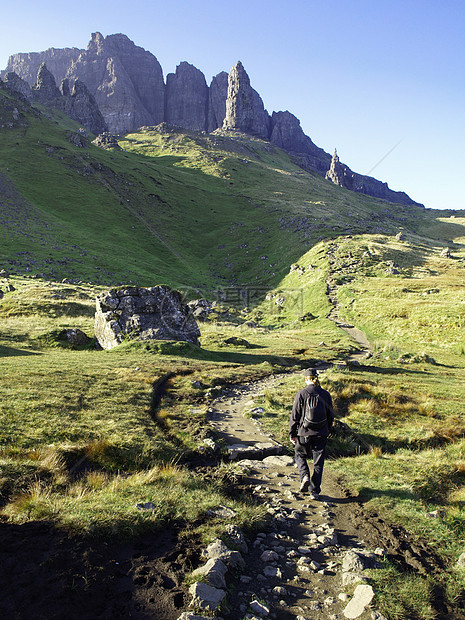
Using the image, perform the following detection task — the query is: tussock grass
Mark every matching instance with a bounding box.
[368,563,437,620]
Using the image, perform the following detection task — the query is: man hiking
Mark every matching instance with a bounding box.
[289,368,334,498]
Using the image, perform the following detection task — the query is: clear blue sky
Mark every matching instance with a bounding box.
[1,0,464,210]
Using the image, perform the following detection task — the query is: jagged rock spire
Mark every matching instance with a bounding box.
[165,62,209,132]
[223,61,270,140]
[32,63,61,105]
[325,148,346,187]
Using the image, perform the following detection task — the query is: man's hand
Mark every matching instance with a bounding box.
[290,436,297,445]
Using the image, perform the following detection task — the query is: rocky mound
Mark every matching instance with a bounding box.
[94,286,201,350]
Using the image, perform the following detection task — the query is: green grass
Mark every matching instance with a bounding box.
[0,88,442,291]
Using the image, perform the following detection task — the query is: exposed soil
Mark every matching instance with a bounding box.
[0,518,200,620]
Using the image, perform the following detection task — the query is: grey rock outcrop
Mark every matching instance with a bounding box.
[223,61,270,140]
[325,147,420,205]
[66,32,165,134]
[30,64,106,134]
[207,71,228,132]
[61,79,107,135]
[91,132,121,149]
[270,110,331,174]
[165,62,208,132]
[325,148,348,186]
[2,46,82,86]
[94,286,201,350]
[32,63,61,105]
[2,72,32,100]
[2,33,423,206]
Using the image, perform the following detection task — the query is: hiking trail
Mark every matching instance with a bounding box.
[198,273,446,620]
[205,373,447,620]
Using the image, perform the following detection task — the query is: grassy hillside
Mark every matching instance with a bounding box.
[0,85,440,292]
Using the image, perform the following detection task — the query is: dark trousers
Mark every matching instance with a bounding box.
[294,435,327,494]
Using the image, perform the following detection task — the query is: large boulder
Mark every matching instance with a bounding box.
[94,286,200,350]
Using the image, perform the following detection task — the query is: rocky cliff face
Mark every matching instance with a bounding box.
[223,61,270,140]
[2,72,32,100]
[2,47,82,86]
[65,33,165,134]
[207,72,228,132]
[325,148,417,204]
[2,33,422,207]
[32,63,62,106]
[270,111,331,174]
[61,79,108,136]
[15,63,107,134]
[165,62,208,131]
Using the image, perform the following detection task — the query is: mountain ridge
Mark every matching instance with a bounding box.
[2,32,423,208]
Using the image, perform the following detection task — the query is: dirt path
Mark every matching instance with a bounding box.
[207,377,450,620]
[325,241,372,363]
[208,379,378,619]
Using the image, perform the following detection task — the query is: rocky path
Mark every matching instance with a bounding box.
[193,378,387,620]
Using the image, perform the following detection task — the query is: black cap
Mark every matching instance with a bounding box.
[303,368,318,377]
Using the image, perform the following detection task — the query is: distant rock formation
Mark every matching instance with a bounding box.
[25,63,107,135]
[223,61,270,140]
[94,286,201,350]
[61,78,108,136]
[3,46,82,87]
[165,62,209,131]
[207,71,228,132]
[2,33,423,207]
[270,111,330,174]
[325,149,347,186]
[325,147,418,204]
[65,32,165,135]
[32,63,61,105]
[2,72,32,100]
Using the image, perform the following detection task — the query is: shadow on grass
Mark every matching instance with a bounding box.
[0,345,40,357]
[121,339,308,367]
[357,485,418,505]
[359,364,433,376]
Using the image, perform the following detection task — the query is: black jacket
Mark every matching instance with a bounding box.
[289,383,334,438]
